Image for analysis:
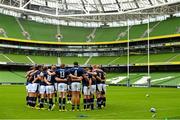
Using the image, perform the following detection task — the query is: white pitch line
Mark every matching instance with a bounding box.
[57,57,61,65]
[84,56,92,65]
[167,54,180,62]
[108,56,121,65]
[2,54,14,62]
[26,56,35,64]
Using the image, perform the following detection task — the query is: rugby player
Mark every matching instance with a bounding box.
[30,65,42,108]
[55,64,69,111]
[46,65,56,110]
[25,66,35,106]
[38,66,51,109]
[95,65,106,108]
[82,68,92,110]
[69,62,85,111]
[88,67,97,110]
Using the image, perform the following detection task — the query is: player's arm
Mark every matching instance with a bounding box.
[89,78,92,87]
[47,70,56,76]
[101,72,106,82]
[55,77,67,82]
[29,70,38,76]
[32,75,41,83]
[44,77,51,85]
[25,70,33,78]
[96,75,102,81]
[69,74,82,81]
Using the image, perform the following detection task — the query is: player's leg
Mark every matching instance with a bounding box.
[102,83,106,107]
[27,83,33,107]
[86,87,91,110]
[58,83,63,111]
[39,85,46,109]
[48,86,55,110]
[25,84,29,105]
[31,83,38,107]
[54,83,58,103]
[90,85,96,110]
[71,82,76,111]
[83,86,87,110]
[67,86,72,104]
[62,83,67,111]
[76,82,81,111]
[97,84,102,109]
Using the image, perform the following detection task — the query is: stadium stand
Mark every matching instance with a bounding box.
[93,27,122,42]
[59,26,92,42]
[19,19,57,42]
[28,55,58,64]
[0,14,24,39]
[150,17,180,36]
[0,70,25,83]
[0,13,179,42]
[61,56,88,65]
[0,53,179,65]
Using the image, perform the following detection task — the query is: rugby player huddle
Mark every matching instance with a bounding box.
[26,62,106,111]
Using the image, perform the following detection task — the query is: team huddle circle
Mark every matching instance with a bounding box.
[26,62,106,111]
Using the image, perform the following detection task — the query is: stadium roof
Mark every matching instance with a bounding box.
[0,0,180,22]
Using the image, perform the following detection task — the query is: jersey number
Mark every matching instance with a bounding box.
[60,71,65,78]
[47,75,51,81]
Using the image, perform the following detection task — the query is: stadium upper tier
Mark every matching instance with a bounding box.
[0,53,179,65]
[0,14,180,42]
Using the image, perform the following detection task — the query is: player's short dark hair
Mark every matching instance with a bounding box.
[35,65,42,70]
[89,67,93,71]
[73,61,78,66]
[60,64,65,68]
[43,66,48,71]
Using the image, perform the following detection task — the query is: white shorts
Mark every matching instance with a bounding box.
[28,83,38,93]
[58,83,67,92]
[39,85,46,94]
[54,83,58,91]
[27,83,32,93]
[67,84,71,91]
[97,83,106,93]
[46,85,54,94]
[90,85,97,94]
[71,82,81,92]
[83,86,90,96]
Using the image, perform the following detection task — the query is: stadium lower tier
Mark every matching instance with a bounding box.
[0,53,179,65]
[0,71,179,86]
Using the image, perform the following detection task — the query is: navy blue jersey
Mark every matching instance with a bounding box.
[70,67,85,77]
[96,70,105,84]
[69,67,85,82]
[82,72,92,86]
[56,68,69,84]
[66,69,72,85]
[33,70,41,83]
[26,72,34,85]
[40,71,47,86]
[91,76,96,85]
[47,70,56,85]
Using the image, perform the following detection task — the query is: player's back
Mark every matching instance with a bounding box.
[70,67,85,77]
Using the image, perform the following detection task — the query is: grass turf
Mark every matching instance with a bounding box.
[0,85,180,119]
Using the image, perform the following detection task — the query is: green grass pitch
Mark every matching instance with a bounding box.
[0,85,180,119]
